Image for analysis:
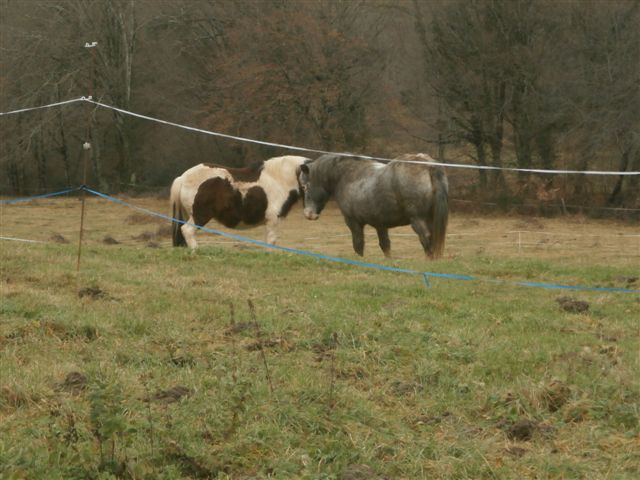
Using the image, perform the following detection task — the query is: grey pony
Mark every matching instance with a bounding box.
[298,153,449,259]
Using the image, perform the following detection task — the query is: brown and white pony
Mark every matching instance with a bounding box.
[170,155,310,248]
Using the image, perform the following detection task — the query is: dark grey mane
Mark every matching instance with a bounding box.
[311,154,384,190]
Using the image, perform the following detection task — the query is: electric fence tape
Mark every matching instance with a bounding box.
[0,187,81,204]
[2,187,637,293]
[83,187,640,294]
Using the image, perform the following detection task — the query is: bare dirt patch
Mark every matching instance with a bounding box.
[102,235,120,245]
[50,233,69,244]
[556,296,590,313]
[58,372,88,394]
[541,380,572,412]
[390,380,424,397]
[149,385,192,404]
[224,322,253,336]
[78,286,109,299]
[244,337,293,352]
[503,418,538,441]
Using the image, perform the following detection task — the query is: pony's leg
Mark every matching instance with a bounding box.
[181,217,199,249]
[410,218,433,258]
[376,227,391,258]
[345,218,365,256]
[265,217,279,245]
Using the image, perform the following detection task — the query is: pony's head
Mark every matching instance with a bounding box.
[297,160,330,221]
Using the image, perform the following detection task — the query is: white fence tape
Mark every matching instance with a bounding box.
[2,97,639,176]
[0,236,45,244]
[0,97,86,116]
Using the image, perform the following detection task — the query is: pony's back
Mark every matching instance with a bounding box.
[261,155,310,189]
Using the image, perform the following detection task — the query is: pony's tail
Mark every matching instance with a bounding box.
[430,167,449,259]
[170,177,187,247]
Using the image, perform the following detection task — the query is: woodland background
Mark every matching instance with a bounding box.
[1,0,638,210]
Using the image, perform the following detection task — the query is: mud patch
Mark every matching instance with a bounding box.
[541,380,571,412]
[78,286,109,300]
[499,418,538,441]
[311,336,339,362]
[170,351,197,367]
[102,235,120,245]
[165,441,219,478]
[245,337,293,352]
[58,372,88,393]
[50,233,69,244]
[414,411,452,426]
[390,380,423,396]
[224,322,253,336]
[563,399,591,423]
[613,275,638,286]
[149,385,192,404]
[556,296,589,313]
[598,344,622,365]
[336,365,367,380]
[505,445,527,458]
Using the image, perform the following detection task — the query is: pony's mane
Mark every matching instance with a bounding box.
[262,155,310,189]
[203,160,264,182]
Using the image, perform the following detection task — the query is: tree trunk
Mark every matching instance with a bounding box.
[8,117,25,194]
[33,126,47,191]
[607,146,631,206]
[114,112,132,184]
[488,80,506,191]
[56,86,72,186]
[90,126,107,191]
[511,81,533,186]
[536,128,557,170]
[6,153,22,195]
[469,116,487,188]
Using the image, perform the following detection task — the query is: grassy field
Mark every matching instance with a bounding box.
[1,194,639,479]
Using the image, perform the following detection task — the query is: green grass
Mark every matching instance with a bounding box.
[1,242,639,479]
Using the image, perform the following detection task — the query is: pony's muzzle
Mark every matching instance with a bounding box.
[303,208,319,220]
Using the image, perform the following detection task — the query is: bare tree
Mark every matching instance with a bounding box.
[420,0,511,189]
[566,1,640,205]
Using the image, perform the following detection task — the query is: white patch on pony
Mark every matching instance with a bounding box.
[170,156,309,248]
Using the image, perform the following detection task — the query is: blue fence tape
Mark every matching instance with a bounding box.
[0,187,80,204]
[2,186,637,294]
[81,187,639,294]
